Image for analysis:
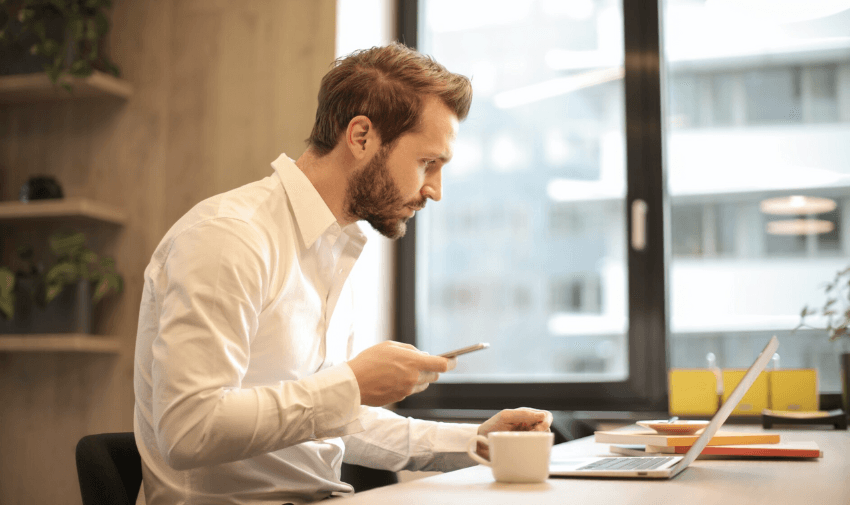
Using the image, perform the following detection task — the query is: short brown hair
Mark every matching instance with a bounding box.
[307,42,472,156]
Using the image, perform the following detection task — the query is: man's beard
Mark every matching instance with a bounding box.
[344,147,426,239]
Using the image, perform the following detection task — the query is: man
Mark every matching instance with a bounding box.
[134,43,552,505]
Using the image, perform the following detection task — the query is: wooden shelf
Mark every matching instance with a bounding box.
[0,71,133,103]
[0,197,126,226]
[0,334,122,354]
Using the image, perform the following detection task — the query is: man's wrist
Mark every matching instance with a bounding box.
[305,363,362,435]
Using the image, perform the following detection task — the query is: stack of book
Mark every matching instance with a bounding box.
[595,429,823,458]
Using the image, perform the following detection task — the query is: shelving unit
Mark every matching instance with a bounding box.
[0,197,127,354]
[0,197,127,226]
[0,334,122,354]
[0,70,133,103]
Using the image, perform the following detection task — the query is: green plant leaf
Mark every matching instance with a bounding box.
[95,11,107,35]
[45,262,78,285]
[0,296,13,320]
[92,277,109,304]
[0,267,15,297]
[86,18,96,39]
[32,19,45,38]
[49,231,86,257]
[70,58,87,74]
[44,282,65,304]
[70,16,83,38]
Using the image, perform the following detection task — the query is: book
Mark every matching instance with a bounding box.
[610,441,822,458]
[594,429,781,447]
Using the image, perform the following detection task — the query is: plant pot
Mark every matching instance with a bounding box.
[0,17,67,76]
[0,277,92,334]
[842,353,850,417]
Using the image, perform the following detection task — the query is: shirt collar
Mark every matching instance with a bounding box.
[271,153,367,249]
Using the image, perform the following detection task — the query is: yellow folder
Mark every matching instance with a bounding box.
[669,369,719,416]
[723,369,768,416]
[769,369,818,412]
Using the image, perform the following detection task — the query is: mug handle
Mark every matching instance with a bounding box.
[466,435,491,467]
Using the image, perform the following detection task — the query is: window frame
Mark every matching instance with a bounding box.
[394,0,669,412]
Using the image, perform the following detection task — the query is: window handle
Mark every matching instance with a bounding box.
[631,199,648,251]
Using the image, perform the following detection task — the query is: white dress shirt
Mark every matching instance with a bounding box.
[133,154,478,505]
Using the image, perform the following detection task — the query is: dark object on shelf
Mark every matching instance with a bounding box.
[19,175,64,202]
[762,409,847,430]
[0,277,91,334]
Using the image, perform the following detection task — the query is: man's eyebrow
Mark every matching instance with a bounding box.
[424,150,453,162]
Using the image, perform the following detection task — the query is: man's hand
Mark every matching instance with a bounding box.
[347,341,456,407]
[476,408,553,460]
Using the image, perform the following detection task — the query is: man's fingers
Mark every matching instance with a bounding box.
[417,371,440,384]
[389,341,418,351]
[416,354,453,372]
[500,408,547,425]
[445,357,457,372]
[411,382,429,394]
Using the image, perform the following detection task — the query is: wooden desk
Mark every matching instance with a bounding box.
[328,429,850,504]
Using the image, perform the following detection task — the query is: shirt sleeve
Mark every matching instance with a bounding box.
[151,218,363,471]
[340,407,480,473]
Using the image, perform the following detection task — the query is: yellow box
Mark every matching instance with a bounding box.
[669,369,719,416]
[769,369,818,411]
[722,369,768,416]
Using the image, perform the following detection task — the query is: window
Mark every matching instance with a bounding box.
[397,0,849,409]
[664,0,850,393]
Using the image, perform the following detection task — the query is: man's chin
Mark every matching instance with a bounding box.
[369,217,408,240]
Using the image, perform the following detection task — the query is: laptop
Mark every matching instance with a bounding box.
[549,335,779,479]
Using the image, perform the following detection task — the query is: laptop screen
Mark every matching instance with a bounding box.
[669,335,780,477]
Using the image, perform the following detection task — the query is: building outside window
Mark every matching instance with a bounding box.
[402,0,850,405]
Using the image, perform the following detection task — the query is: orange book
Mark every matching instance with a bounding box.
[594,429,780,447]
[610,441,821,458]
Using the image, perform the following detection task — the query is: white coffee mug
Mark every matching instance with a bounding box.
[466,431,554,483]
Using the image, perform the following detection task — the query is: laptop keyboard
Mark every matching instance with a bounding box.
[577,457,675,471]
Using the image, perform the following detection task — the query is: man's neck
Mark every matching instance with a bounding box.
[295,147,355,227]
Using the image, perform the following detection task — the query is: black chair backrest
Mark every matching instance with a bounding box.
[76,432,142,505]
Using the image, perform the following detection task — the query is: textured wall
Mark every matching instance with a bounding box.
[0,1,336,503]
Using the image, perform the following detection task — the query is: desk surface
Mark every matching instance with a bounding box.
[332,428,850,505]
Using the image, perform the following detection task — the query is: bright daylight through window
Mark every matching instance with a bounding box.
[413,0,850,393]
[415,0,629,383]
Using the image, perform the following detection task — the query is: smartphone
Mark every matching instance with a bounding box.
[438,343,490,358]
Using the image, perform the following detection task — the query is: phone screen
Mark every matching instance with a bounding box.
[438,343,490,358]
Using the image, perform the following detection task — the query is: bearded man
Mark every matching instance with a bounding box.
[133,43,552,505]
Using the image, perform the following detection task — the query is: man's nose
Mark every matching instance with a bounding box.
[421,171,442,202]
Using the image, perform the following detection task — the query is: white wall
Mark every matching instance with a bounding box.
[336,0,398,354]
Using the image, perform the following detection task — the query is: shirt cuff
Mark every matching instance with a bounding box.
[303,363,364,439]
[430,423,480,454]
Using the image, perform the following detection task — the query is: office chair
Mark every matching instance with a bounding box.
[76,432,142,505]
[74,432,396,500]
[341,463,399,493]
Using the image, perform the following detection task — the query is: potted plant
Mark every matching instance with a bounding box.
[0,0,120,91]
[44,229,123,305]
[0,230,123,334]
[796,265,850,416]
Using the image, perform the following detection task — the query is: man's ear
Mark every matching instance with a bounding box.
[346,115,379,161]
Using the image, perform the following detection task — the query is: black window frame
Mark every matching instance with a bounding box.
[394,0,669,412]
